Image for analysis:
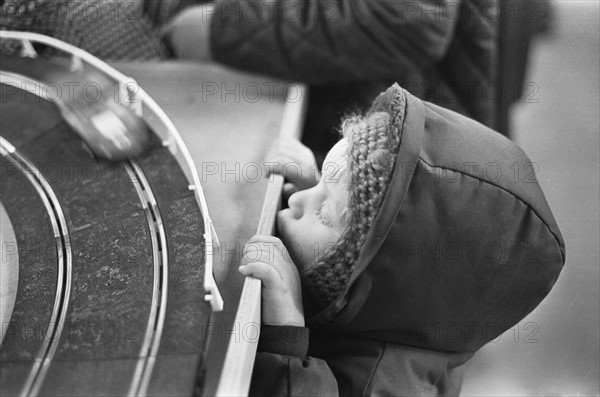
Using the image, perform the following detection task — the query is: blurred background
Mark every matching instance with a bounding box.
[461,1,599,395]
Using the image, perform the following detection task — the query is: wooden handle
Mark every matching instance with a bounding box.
[214,85,307,397]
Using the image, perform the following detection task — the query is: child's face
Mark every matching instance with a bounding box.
[277,139,349,273]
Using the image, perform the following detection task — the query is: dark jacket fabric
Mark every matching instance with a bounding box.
[210,0,498,161]
[249,84,565,396]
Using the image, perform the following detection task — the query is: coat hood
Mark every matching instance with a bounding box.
[307,84,565,353]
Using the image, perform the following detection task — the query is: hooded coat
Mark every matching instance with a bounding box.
[249,85,565,396]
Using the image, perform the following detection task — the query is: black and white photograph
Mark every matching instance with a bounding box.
[0,1,598,396]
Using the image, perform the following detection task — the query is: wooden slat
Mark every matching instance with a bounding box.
[215,85,308,397]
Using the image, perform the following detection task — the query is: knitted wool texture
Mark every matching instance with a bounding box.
[0,0,166,60]
[303,87,407,307]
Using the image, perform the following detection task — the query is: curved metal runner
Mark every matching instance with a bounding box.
[124,161,169,397]
[0,31,221,312]
[1,113,169,397]
[0,138,72,397]
[1,140,172,396]
[0,31,222,396]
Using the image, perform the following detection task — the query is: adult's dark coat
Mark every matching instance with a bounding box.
[211,0,499,160]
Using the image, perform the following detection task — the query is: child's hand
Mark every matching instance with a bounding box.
[283,183,299,204]
[239,234,305,327]
[265,138,320,191]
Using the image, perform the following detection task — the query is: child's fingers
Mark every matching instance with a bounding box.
[263,159,286,178]
[264,155,301,179]
[264,139,288,161]
[283,183,299,202]
[242,235,285,267]
[243,235,299,281]
[265,138,308,166]
[238,261,282,290]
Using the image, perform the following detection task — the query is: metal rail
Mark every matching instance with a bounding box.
[124,161,170,397]
[0,138,72,397]
[0,31,222,312]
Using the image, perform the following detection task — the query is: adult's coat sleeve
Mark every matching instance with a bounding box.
[210,0,459,84]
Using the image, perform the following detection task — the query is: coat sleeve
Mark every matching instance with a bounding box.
[210,0,459,84]
[249,325,338,397]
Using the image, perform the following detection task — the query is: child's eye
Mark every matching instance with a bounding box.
[315,202,333,227]
[320,214,332,227]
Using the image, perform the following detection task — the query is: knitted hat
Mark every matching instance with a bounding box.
[306,83,564,354]
[303,84,407,307]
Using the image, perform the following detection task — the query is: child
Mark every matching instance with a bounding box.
[239,83,565,396]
